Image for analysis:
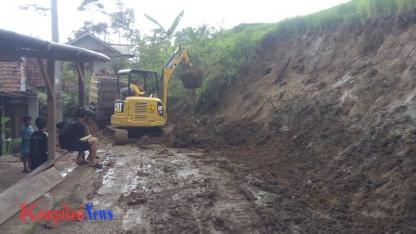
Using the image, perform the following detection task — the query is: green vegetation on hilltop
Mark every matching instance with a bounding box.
[134,22,278,111]
[135,0,416,112]
[57,0,416,116]
[279,0,416,32]
[176,23,278,111]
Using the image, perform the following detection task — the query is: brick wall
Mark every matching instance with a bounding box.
[25,58,45,88]
[0,62,23,92]
[0,58,45,93]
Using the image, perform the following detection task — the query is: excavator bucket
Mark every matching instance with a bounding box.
[180,68,203,89]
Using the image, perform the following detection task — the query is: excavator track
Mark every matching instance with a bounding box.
[106,125,128,145]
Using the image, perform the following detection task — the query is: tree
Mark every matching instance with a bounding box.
[19,4,50,16]
[144,10,184,42]
[74,0,109,40]
[110,0,139,43]
[71,21,109,41]
[138,10,185,67]
[70,0,139,43]
[78,0,104,12]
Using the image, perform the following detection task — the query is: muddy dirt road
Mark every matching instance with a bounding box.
[22,142,403,234]
[32,144,264,234]
[27,138,399,234]
[30,143,334,234]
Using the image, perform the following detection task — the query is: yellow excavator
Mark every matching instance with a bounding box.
[108,46,202,144]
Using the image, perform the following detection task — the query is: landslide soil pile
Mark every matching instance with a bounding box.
[168,11,416,232]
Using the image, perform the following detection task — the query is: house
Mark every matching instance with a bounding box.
[0,33,132,143]
[68,33,134,125]
[0,28,110,158]
[68,33,134,74]
[0,58,44,141]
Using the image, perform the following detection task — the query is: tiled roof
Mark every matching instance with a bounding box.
[108,43,134,57]
[69,33,134,58]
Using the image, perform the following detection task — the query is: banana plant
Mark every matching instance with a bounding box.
[144,10,184,41]
[0,117,10,155]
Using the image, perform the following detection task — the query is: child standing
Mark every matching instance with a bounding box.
[30,117,48,171]
[20,115,33,172]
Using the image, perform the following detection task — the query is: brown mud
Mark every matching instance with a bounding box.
[159,10,416,233]
[16,9,416,234]
[31,144,293,234]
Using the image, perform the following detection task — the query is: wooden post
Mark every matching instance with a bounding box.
[51,0,62,123]
[47,59,56,160]
[37,59,53,97]
[0,98,5,155]
[76,63,85,107]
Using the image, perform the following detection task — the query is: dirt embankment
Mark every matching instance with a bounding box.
[168,11,416,232]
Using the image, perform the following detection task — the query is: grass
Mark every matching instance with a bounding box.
[194,0,416,111]
[277,0,416,32]
[134,0,416,112]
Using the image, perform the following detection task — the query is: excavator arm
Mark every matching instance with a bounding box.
[160,46,194,113]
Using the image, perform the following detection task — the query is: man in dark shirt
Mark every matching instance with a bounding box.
[30,117,48,170]
[65,107,102,169]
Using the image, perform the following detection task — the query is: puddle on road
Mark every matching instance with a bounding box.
[122,207,146,231]
[184,152,205,157]
[59,165,77,177]
[99,168,116,195]
[251,189,277,207]
[98,152,148,196]
[177,168,199,178]
[122,171,140,194]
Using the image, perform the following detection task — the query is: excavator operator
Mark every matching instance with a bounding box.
[121,80,144,99]
[130,80,144,96]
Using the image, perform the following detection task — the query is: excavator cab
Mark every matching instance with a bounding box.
[117,69,160,99]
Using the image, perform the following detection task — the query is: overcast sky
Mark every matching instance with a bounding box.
[0,0,350,42]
